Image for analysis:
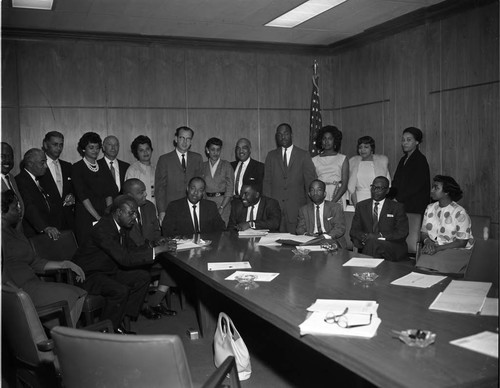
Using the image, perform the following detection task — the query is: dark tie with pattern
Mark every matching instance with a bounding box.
[316,205,323,235]
[4,174,13,190]
[249,205,255,227]
[283,148,288,169]
[234,162,243,196]
[182,154,186,173]
[192,204,200,233]
[372,202,380,233]
[35,179,51,211]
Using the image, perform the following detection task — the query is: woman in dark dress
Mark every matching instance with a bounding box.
[391,127,430,215]
[72,132,114,245]
[1,190,87,326]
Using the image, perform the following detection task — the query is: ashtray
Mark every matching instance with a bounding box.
[196,239,211,247]
[392,329,436,348]
[353,272,379,282]
[234,274,258,290]
[320,241,339,253]
[292,248,311,256]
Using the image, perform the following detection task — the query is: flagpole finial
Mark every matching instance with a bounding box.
[313,60,318,76]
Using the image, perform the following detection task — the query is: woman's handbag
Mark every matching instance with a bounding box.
[213,312,251,380]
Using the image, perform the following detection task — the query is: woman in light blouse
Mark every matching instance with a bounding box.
[125,135,156,206]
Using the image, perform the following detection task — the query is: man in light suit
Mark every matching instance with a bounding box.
[39,131,75,231]
[228,183,281,232]
[162,177,225,237]
[1,142,24,230]
[263,123,317,233]
[98,135,130,197]
[350,176,409,261]
[155,126,203,224]
[297,179,347,247]
[15,148,61,239]
[231,138,265,198]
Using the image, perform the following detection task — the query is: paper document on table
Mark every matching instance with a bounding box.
[208,262,251,271]
[308,299,379,315]
[391,272,447,288]
[480,298,498,316]
[343,258,384,268]
[300,245,325,252]
[238,229,269,237]
[299,311,381,338]
[429,280,491,314]
[225,271,279,282]
[257,233,296,246]
[176,241,202,251]
[450,331,498,358]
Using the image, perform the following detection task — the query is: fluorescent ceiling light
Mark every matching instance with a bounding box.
[12,0,54,10]
[265,0,347,28]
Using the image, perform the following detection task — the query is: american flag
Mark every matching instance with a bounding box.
[309,65,322,156]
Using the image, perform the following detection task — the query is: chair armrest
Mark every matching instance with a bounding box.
[37,268,75,285]
[37,339,54,352]
[415,242,422,260]
[36,300,72,328]
[201,356,241,388]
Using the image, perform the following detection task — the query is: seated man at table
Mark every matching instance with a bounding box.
[73,195,171,334]
[162,177,225,237]
[296,179,347,247]
[123,178,177,317]
[350,176,409,261]
[227,183,281,232]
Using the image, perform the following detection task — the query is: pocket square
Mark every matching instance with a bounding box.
[327,216,333,221]
[387,214,394,217]
[67,177,72,180]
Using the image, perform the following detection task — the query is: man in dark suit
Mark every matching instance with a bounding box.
[1,142,24,230]
[228,183,280,232]
[38,131,75,231]
[263,123,317,233]
[231,138,265,198]
[162,177,225,237]
[98,135,130,197]
[297,179,347,247]
[155,126,203,224]
[15,148,61,239]
[350,176,409,261]
[73,195,172,333]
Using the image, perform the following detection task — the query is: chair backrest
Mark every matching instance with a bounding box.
[406,213,422,255]
[1,283,55,367]
[344,210,355,250]
[464,239,499,289]
[469,215,491,240]
[51,326,194,388]
[29,230,78,261]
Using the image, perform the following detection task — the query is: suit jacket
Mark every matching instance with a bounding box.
[128,200,161,246]
[38,158,74,230]
[72,215,154,276]
[97,158,130,197]
[227,196,281,232]
[162,198,225,237]
[2,172,25,230]
[350,198,409,248]
[15,169,54,237]
[231,158,265,194]
[263,146,317,232]
[155,150,203,214]
[296,201,347,247]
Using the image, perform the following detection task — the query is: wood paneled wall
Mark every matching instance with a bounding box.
[2,1,498,236]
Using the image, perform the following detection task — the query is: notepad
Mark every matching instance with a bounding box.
[238,229,269,237]
[208,262,251,271]
[343,258,384,268]
[429,280,491,314]
[450,331,498,358]
[391,272,447,288]
[225,271,279,282]
[299,311,381,338]
[308,299,379,315]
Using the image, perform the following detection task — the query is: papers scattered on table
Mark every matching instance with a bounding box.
[176,241,202,251]
[450,331,498,358]
[298,245,325,252]
[480,298,498,316]
[308,299,379,315]
[238,229,269,237]
[257,233,317,247]
[343,257,384,268]
[225,271,279,282]
[391,272,447,288]
[208,262,251,271]
[429,280,491,314]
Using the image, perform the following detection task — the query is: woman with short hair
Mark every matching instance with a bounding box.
[125,135,156,205]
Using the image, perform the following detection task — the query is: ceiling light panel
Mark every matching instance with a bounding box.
[265,0,347,28]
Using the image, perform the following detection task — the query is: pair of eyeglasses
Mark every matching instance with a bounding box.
[370,185,388,192]
[324,308,373,328]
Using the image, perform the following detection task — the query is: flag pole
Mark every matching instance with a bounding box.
[309,60,322,156]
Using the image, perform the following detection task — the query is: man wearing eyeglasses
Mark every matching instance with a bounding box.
[350,176,409,261]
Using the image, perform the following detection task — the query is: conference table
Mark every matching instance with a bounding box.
[158,232,498,388]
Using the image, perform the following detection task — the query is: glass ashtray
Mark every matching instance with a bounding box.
[320,241,338,253]
[353,272,379,282]
[292,248,311,256]
[392,329,436,348]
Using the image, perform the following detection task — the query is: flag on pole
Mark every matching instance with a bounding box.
[309,60,322,156]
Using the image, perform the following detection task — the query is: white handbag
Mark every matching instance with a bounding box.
[213,312,251,380]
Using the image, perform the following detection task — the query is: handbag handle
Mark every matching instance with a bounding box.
[217,312,239,339]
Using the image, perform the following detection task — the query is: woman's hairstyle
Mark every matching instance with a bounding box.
[205,137,223,150]
[130,135,153,160]
[1,189,17,214]
[357,136,376,153]
[316,125,342,152]
[403,127,423,143]
[433,175,463,202]
[77,132,102,156]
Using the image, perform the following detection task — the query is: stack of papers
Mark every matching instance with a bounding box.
[450,331,498,358]
[299,299,381,338]
[391,272,447,288]
[429,280,491,314]
[208,262,251,271]
[257,233,316,246]
[343,258,384,268]
[238,229,269,237]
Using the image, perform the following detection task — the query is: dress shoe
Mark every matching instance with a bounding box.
[114,327,136,335]
[141,305,162,320]
[150,304,177,316]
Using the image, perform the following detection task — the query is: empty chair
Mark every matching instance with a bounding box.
[464,239,499,292]
[51,326,240,388]
[469,215,491,241]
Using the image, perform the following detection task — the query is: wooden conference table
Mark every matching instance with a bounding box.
[158,232,498,388]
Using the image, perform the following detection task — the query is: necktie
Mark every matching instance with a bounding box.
[110,161,116,181]
[119,229,127,247]
[249,205,255,227]
[192,205,200,233]
[181,154,186,173]
[136,209,143,232]
[4,174,13,190]
[53,160,63,197]
[283,148,288,169]
[36,179,50,211]
[316,205,323,235]
[373,202,380,233]
[234,162,243,196]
